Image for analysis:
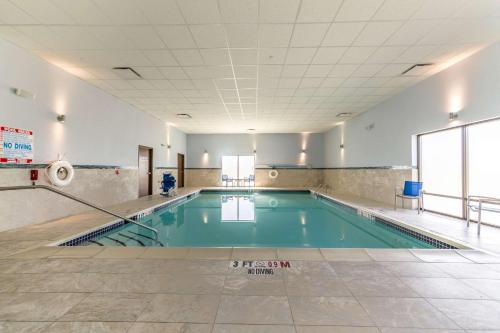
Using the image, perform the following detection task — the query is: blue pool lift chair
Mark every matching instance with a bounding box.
[394,181,424,214]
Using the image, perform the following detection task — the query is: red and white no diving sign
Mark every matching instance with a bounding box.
[0,126,34,164]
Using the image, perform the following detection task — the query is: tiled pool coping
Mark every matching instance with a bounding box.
[53,188,468,250]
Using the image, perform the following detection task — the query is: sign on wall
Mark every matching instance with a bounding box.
[0,126,34,164]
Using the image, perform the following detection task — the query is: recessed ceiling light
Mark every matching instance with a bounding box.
[336,112,352,118]
[176,113,192,119]
[247,128,256,131]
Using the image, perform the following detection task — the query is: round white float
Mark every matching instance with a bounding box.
[269,169,279,179]
[46,160,74,187]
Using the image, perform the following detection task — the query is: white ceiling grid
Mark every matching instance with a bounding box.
[0,0,499,133]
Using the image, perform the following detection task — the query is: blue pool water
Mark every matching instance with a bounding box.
[85,191,436,248]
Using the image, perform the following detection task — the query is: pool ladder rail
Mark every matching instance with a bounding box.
[0,184,160,243]
[466,195,500,235]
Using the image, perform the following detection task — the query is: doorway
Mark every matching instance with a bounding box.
[138,146,153,197]
[177,153,185,188]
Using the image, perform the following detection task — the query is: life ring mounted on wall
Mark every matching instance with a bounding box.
[268,169,279,179]
[46,160,75,187]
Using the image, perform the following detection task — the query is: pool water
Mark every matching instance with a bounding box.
[86,191,436,248]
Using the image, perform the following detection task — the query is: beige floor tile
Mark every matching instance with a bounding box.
[358,297,459,328]
[462,278,500,299]
[128,323,212,333]
[0,322,52,333]
[60,293,153,322]
[15,273,112,293]
[48,246,104,258]
[216,295,292,324]
[0,274,23,292]
[232,248,278,260]
[43,322,133,333]
[456,250,500,263]
[0,293,87,321]
[9,246,61,259]
[223,275,286,296]
[93,247,146,259]
[213,324,295,333]
[320,249,373,262]
[379,328,465,333]
[278,248,323,261]
[366,249,421,262]
[402,277,488,299]
[186,248,232,260]
[287,261,337,277]
[285,274,351,297]
[344,276,418,297]
[139,247,189,259]
[150,274,225,294]
[410,249,473,263]
[289,296,373,326]
[380,262,450,278]
[428,298,500,330]
[296,326,380,333]
[430,262,500,279]
[330,262,394,278]
[137,294,220,323]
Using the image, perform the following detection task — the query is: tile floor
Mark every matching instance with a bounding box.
[1,188,500,332]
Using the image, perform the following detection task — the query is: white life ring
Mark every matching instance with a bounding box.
[269,198,278,207]
[269,169,279,179]
[46,160,74,187]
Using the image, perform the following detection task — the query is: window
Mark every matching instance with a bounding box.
[221,155,255,186]
[418,117,500,225]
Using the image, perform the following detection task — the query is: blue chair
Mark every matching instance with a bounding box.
[394,181,424,213]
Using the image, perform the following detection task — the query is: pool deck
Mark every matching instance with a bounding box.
[1,187,500,332]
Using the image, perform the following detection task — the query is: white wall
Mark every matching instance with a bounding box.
[0,39,186,168]
[186,133,324,168]
[324,42,500,168]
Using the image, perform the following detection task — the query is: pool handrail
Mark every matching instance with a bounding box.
[466,195,500,235]
[0,184,159,242]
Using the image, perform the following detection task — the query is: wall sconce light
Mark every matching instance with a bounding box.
[56,114,66,123]
[449,112,459,121]
[340,144,344,149]
[161,144,171,149]
[253,149,257,154]
[301,149,306,153]
[204,149,208,154]
[11,87,36,99]
[167,144,171,149]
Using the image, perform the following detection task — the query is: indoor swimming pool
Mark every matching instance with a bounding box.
[66,191,451,249]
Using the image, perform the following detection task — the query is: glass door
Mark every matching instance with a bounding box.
[419,127,463,217]
[221,155,255,186]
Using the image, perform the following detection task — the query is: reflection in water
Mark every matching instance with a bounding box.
[221,195,255,222]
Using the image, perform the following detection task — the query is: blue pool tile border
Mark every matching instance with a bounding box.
[59,190,456,249]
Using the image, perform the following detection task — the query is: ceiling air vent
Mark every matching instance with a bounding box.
[111,67,142,79]
[336,112,352,118]
[401,63,434,76]
[176,113,192,119]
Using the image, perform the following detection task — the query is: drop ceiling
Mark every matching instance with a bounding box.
[1,0,499,133]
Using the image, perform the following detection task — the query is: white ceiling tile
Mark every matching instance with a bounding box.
[385,20,441,46]
[156,26,196,49]
[321,77,344,87]
[413,0,466,19]
[281,65,308,77]
[278,78,301,88]
[395,45,438,63]
[176,0,221,23]
[218,0,258,23]
[339,47,377,64]
[158,67,188,79]
[322,22,366,46]
[143,50,178,66]
[105,80,136,90]
[134,0,184,24]
[11,0,74,24]
[372,0,423,21]
[304,64,333,77]
[353,22,403,46]
[170,80,196,89]
[52,0,110,25]
[259,0,301,23]
[258,24,293,47]
[291,23,329,47]
[375,63,412,76]
[297,0,342,22]
[226,24,259,48]
[151,79,177,89]
[0,26,40,49]
[121,26,166,49]
[453,0,500,18]
[300,77,324,88]
[15,25,63,49]
[312,47,346,64]
[47,26,104,50]
[190,24,227,48]
[237,78,257,88]
[234,65,257,78]
[129,80,156,90]
[200,49,231,65]
[229,49,258,65]
[335,0,384,22]
[365,46,407,63]
[0,0,37,24]
[259,48,287,64]
[351,64,385,77]
[93,0,148,24]
[285,47,316,64]
[259,65,283,77]
[171,49,204,66]
[328,64,359,77]
[134,68,165,79]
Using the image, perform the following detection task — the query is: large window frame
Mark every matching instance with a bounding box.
[221,155,255,186]
[417,117,500,225]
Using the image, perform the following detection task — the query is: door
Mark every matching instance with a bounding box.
[177,153,185,188]
[138,146,153,197]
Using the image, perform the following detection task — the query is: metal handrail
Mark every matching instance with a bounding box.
[466,195,500,235]
[0,185,159,242]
